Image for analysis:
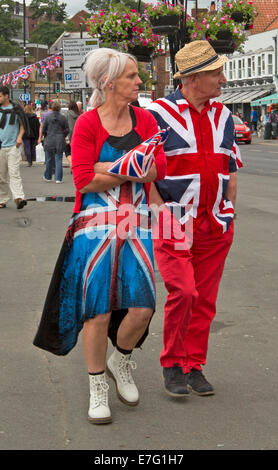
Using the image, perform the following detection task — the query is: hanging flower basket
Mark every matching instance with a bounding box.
[216,29,233,40]
[128,45,155,62]
[231,11,244,22]
[186,11,247,53]
[151,14,180,35]
[208,39,235,54]
[145,2,184,36]
[220,0,258,28]
[86,6,161,58]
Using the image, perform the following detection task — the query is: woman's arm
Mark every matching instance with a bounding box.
[79,173,126,194]
[93,159,158,183]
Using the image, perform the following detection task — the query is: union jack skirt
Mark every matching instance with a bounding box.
[33,181,155,355]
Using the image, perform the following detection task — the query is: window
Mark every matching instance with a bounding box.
[261,54,265,75]
[229,61,232,80]
[268,54,273,75]
[252,56,255,76]
[238,59,242,79]
[257,56,261,76]
[248,57,252,77]
[233,60,236,80]
[169,71,173,87]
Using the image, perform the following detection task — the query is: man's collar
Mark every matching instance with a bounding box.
[174,86,190,113]
[174,85,222,113]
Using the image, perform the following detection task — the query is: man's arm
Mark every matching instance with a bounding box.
[16,122,25,148]
[225,172,237,208]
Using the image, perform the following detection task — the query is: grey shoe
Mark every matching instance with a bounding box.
[163,364,189,397]
[185,369,215,396]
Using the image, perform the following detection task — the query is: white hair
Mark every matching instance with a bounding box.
[180,71,206,86]
[83,48,137,107]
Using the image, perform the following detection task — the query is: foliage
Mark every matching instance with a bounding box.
[29,0,67,22]
[86,5,161,52]
[220,0,258,24]
[144,1,184,19]
[86,0,146,14]
[0,35,23,56]
[0,0,22,42]
[186,11,247,52]
[29,20,76,48]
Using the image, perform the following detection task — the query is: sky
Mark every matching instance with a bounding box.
[26,0,214,18]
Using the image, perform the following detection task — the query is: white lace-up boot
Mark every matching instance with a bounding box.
[88,373,112,424]
[106,349,139,406]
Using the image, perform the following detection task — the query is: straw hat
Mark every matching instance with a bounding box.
[173,40,228,79]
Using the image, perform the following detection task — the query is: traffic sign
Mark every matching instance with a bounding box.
[19,93,31,102]
[63,38,99,90]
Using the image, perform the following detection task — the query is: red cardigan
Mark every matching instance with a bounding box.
[71,106,167,213]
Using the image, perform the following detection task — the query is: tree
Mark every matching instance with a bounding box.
[85,0,146,14]
[0,1,22,42]
[0,35,23,56]
[29,20,76,48]
[29,0,67,22]
[0,0,23,56]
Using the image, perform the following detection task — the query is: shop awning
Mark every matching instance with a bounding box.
[217,92,234,103]
[251,92,278,107]
[224,91,247,104]
[241,89,271,104]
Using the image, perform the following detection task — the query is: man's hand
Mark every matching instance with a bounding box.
[16,136,23,148]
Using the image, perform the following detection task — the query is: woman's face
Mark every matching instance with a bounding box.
[113,59,142,103]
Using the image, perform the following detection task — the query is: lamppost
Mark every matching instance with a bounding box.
[23,0,27,93]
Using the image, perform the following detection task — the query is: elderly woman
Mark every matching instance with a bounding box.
[33,48,166,424]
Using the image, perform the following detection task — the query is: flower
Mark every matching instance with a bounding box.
[144,2,184,20]
[86,5,161,53]
[220,0,258,25]
[186,11,247,52]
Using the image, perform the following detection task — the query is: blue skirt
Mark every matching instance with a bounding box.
[33,183,156,356]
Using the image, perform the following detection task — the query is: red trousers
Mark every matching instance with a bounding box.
[154,214,234,373]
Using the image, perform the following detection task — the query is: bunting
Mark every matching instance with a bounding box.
[0,54,63,87]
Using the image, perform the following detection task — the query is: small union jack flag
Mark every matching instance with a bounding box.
[39,62,47,75]
[108,128,169,178]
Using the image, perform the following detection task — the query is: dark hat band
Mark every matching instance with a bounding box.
[179,54,219,75]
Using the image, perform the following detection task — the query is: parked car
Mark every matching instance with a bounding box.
[138,92,152,108]
[232,115,252,144]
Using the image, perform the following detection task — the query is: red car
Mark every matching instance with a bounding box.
[232,115,252,144]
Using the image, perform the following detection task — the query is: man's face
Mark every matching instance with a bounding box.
[195,67,227,100]
[0,92,9,106]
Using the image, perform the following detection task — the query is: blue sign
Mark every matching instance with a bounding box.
[65,73,72,81]
[19,93,31,102]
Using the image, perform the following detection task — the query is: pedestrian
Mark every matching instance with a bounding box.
[42,102,69,183]
[65,100,79,167]
[209,1,216,13]
[0,85,29,209]
[147,40,243,397]
[23,104,40,167]
[250,108,258,133]
[33,47,166,424]
[76,101,84,114]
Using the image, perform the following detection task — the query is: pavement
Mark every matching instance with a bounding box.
[0,153,278,451]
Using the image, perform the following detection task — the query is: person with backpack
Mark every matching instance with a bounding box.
[0,86,29,209]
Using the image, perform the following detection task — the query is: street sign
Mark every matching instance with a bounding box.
[62,38,99,90]
[19,93,31,102]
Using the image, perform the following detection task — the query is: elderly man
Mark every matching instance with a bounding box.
[148,41,242,397]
